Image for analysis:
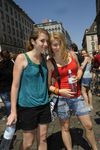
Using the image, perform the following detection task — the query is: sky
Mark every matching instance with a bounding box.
[14,0,96,49]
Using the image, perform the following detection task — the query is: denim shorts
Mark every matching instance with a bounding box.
[52,95,89,120]
[81,78,92,87]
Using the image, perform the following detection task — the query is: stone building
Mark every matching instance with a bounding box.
[36,19,72,47]
[0,0,35,53]
[82,22,98,55]
[95,0,100,51]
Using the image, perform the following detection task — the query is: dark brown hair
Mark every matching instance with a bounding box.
[28,27,50,51]
[1,50,10,60]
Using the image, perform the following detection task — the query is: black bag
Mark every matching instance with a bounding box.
[49,57,60,120]
[41,55,61,120]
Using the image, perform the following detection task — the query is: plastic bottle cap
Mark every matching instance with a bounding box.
[68,69,71,74]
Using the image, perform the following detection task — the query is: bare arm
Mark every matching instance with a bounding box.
[47,59,75,97]
[70,51,83,81]
[7,54,26,125]
[81,57,88,70]
[47,60,55,93]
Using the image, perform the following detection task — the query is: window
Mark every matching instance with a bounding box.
[11,18,14,26]
[12,27,15,35]
[20,31,23,39]
[6,14,10,23]
[0,0,2,7]
[94,25,97,31]
[91,41,95,46]
[0,10,4,20]
[15,20,18,28]
[10,7,13,15]
[25,28,27,33]
[7,25,11,34]
[14,11,17,19]
[91,35,94,41]
[91,42,95,50]
[17,39,20,46]
[16,30,19,37]
[2,22,6,32]
[13,37,16,45]
[19,23,21,30]
[3,34,7,42]
[8,36,12,43]
[18,14,21,20]
[22,17,24,23]
[5,2,9,12]
[25,20,27,25]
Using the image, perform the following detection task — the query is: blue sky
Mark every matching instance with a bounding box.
[14,0,96,49]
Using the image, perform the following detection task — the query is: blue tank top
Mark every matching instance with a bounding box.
[18,53,49,107]
[83,62,92,78]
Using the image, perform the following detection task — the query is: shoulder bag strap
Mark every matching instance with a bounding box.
[49,57,60,88]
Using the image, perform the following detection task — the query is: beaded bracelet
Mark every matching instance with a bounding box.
[54,87,59,95]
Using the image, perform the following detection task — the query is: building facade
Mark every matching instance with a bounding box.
[82,22,98,54]
[0,0,35,53]
[95,0,100,51]
[36,20,72,47]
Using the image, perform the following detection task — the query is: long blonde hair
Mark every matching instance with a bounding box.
[49,32,69,60]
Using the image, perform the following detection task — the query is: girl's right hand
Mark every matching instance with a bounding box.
[59,88,76,97]
[7,113,17,126]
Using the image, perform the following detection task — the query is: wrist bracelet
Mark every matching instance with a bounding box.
[77,76,80,81]
[54,87,59,95]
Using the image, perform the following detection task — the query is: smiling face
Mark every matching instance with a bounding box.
[50,32,68,59]
[81,50,88,57]
[28,28,50,53]
[34,33,49,53]
[51,39,61,54]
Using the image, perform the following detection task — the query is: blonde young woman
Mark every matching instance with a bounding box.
[7,28,51,150]
[81,49,93,111]
[47,32,98,150]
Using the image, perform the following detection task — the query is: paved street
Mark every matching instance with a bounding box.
[0,95,100,150]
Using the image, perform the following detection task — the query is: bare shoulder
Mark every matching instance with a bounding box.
[15,53,24,62]
[14,53,26,68]
[69,51,77,58]
[47,59,54,71]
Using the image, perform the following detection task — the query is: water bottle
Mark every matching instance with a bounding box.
[68,69,77,93]
[50,101,55,112]
[50,96,58,121]
[0,124,16,150]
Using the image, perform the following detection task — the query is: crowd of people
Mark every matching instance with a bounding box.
[0,27,99,150]
[0,50,16,117]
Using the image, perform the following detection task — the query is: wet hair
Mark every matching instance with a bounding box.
[28,27,50,51]
[1,50,10,60]
[81,49,90,57]
[49,32,68,60]
[70,43,78,52]
[81,49,88,53]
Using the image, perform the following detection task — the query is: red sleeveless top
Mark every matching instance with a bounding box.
[52,56,81,97]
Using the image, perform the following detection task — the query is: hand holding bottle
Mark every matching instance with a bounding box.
[7,112,17,126]
[59,88,76,97]
[68,69,77,93]
[0,114,16,150]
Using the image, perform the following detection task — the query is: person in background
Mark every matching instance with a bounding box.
[81,49,93,111]
[70,43,84,65]
[47,32,98,150]
[0,50,14,116]
[7,28,51,150]
[10,52,17,64]
[93,52,100,70]
[92,51,100,96]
